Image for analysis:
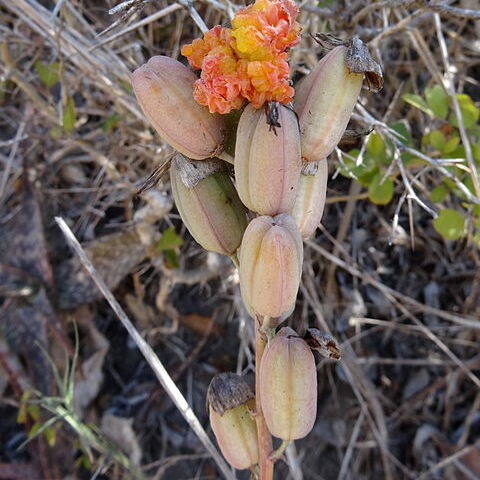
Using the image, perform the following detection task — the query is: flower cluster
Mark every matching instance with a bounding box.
[181,0,300,114]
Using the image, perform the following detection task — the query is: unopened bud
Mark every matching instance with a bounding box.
[260,327,317,440]
[170,155,247,255]
[235,103,301,215]
[292,160,328,238]
[207,373,258,470]
[132,56,225,160]
[294,46,363,162]
[239,214,303,323]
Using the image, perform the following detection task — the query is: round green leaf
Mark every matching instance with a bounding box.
[429,130,446,151]
[425,85,449,119]
[368,173,394,205]
[429,185,449,203]
[433,209,466,240]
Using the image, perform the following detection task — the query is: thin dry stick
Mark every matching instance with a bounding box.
[338,410,365,480]
[55,217,236,480]
[416,443,480,480]
[0,113,27,204]
[434,13,480,200]
[306,239,480,330]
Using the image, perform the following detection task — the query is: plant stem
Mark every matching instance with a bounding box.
[255,318,274,480]
[269,439,290,462]
[229,251,239,268]
[217,151,235,164]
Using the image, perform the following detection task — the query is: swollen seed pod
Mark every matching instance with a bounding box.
[132,56,225,160]
[260,327,317,440]
[235,103,301,215]
[291,160,328,238]
[294,46,363,162]
[207,373,259,470]
[239,214,303,323]
[170,155,248,255]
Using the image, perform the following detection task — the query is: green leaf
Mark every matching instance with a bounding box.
[429,185,449,203]
[50,125,63,138]
[442,136,460,154]
[389,121,413,146]
[430,130,446,151]
[62,97,76,132]
[340,150,379,186]
[366,132,387,161]
[425,85,449,119]
[35,61,60,88]
[403,93,433,116]
[155,227,183,251]
[27,404,41,421]
[473,139,480,163]
[433,209,466,240]
[449,94,480,128]
[473,232,480,247]
[29,422,43,438]
[43,426,57,447]
[368,173,394,205]
[101,114,123,133]
[164,249,180,269]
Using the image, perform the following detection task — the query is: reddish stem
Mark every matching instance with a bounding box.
[255,321,274,480]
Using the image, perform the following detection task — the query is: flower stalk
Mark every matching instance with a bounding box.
[255,317,274,480]
[131,0,378,474]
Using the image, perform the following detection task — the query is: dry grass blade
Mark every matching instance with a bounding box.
[55,217,236,480]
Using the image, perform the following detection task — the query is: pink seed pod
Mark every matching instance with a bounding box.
[132,56,225,160]
[294,46,363,162]
[170,155,247,255]
[235,103,301,215]
[260,327,317,440]
[239,214,303,323]
[207,373,259,470]
[291,160,328,238]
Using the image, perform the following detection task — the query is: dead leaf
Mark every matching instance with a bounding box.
[74,316,109,418]
[101,413,142,465]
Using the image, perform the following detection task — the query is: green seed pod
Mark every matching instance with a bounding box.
[291,160,328,238]
[170,155,247,255]
[235,103,301,215]
[239,214,303,323]
[260,327,317,440]
[294,46,363,162]
[132,56,225,160]
[207,373,259,470]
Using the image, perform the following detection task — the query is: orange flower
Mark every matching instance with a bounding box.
[181,0,300,113]
[182,26,234,70]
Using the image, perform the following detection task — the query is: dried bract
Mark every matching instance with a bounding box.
[304,328,341,360]
[207,373,259,470]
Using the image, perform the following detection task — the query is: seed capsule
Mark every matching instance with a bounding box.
[294,46,363,162]
[207,373,259,470]
[132,56,225,160]
[170,155,247,255]
[291,160,328,238]
[260,327,317,440]
[235,103,301,215]
[239,214,303,323]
